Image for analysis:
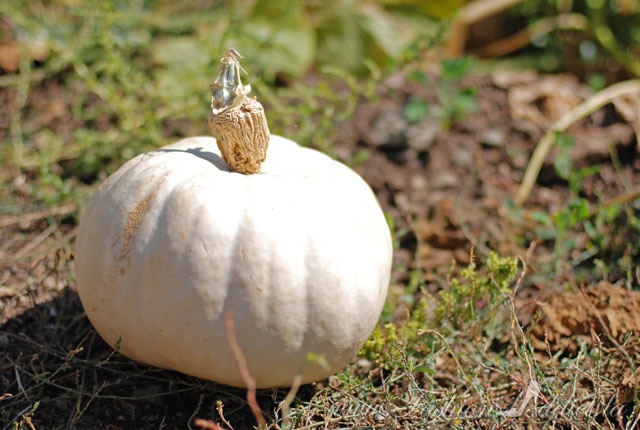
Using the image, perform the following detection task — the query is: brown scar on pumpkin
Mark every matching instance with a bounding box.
[113,174,168,272]
[115,192,154,265]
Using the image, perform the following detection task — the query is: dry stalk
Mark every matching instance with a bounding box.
[0,203,77,228]
[224,310,267,428]
[515,79,640,206]
[444,0,525,57]
[209,49,269,174]
[279,373,303,428]
[216,400,234,430]
[194,418,226,430]
[472,13,588,57]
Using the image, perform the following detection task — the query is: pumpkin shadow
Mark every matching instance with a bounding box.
[1,288,316,428]
[154,147,232,172]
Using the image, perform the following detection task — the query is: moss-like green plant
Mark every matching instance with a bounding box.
[361,250,520,366]
[436,251,519,331]
[517,131,640,282]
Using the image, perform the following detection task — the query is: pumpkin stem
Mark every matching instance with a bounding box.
[209,49,270,174]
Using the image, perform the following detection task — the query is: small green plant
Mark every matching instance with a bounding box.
[522,131,640,282]
[2,0,412,212]
[404,56,477,128]
[513,0,640,78]
[360,249,520,364]
[436,250,519,332]
[360,322,398,361]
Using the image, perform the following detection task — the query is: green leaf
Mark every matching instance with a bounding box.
[412,365,435,374]
[555,131,574,149]
[587,73,606,91]
[583,219,598,239]
[530,210,552,225]
[449,89,477,117]
[404,99,430,123]
[381,0,466,20]
[554,211,572,230]
[535,226,557,240]
[554,152,573,180]
[569,198,590,222]
[358,3,406,58]
[242,0,316,79]
[314,6,364,72]
[408,70,429,86]
[440,56,473,81]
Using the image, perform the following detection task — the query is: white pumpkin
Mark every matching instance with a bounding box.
[74,135,392,388]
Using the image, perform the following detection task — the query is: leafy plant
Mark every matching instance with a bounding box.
[4,0,447,209]
[511,0,640,79]
[404,56,477,128]
[360,250,521,363]
[436,251,519,331]
[522,131,640,282]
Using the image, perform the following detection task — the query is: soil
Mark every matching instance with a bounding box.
[1,61,640,428]
[350,67,639,282]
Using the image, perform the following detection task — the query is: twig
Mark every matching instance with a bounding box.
[280,374,303,429]
[2,404,37,430]
[0,203,77,228]
[587,188,640,218]
[68,380,105,427]
[14,364,28,399]
[216,400,234,430]
[472,13,588,58]
[194,418,225,430]
[0,225,77,264]
[504,258,529,360]
[188,394,205,430]
[11,223,57,260]
[224,310,267,429]
[444,0,525,57]
[515,79,640,206]
[416,329,467,380]
[23,415,36,430]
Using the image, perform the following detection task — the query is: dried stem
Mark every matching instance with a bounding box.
[444,0,525,57]
[280,373,303,428]
[0,203,77,228]
[209,49,269,174]
[515,79,640,206]
[224,310,267,428]
[194,418,226,430]
[471,13,588,58]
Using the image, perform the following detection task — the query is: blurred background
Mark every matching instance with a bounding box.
[1,0,639,208]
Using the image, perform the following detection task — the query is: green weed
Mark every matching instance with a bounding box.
[519,131,640,282]
[437,251,519,331]
[404,56,477,129]
[0,0,393,211]
[513,0,640,79]
[360,250,521,367]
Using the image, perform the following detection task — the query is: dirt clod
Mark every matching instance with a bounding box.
[528,281,640,353]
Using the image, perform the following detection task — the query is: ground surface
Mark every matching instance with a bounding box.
[2,60,640,429]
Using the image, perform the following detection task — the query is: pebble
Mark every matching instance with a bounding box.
[430,171,459,189]
[481,128,506,147]
[410,174,428,191]
[406,115,439,151]
[370,110,407,148]
[452,146,473,167]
